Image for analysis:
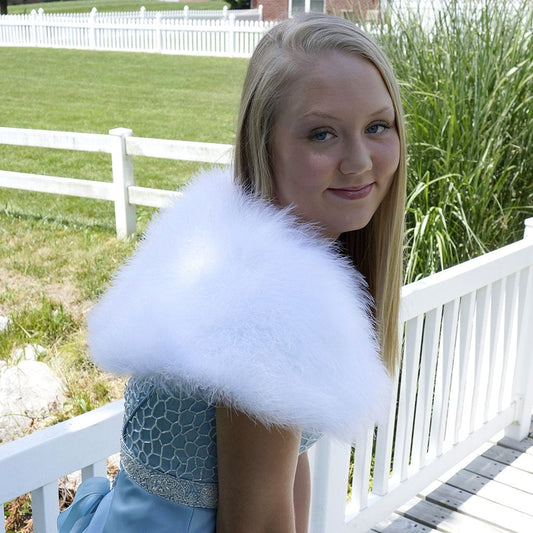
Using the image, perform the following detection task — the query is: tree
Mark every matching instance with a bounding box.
[0,0,7,16]
[226,0,251,9]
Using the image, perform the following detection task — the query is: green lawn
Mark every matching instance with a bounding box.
[8,0,229,15]
[1,0,245,231]
[1,47,245,140]
[0,47,247,228]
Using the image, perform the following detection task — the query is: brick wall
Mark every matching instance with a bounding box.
[252,0,380,21]
[253,0,289,21]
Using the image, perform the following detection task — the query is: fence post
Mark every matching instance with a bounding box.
[155,11,162,53]
[258,4,263,20]
[109,128,136,239]
[505,217,533,440]
[223,5,228,19]
[524,216,533,239]
[89,7,97,49]
[184,5,189,20]
[227,13,235,56]
[30,9,37,45]
[37,8,46,45]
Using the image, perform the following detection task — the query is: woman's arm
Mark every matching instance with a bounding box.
[215,406,302,533]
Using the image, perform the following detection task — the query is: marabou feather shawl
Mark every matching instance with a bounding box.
[87,167,392,442]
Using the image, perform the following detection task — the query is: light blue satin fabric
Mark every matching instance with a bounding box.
[59,470,216,533]
[57,477,112,533]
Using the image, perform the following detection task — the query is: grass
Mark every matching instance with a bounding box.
[0,47,244,139]
[8,0,229,15]
[0,47,247,228]
[375,0,533,281]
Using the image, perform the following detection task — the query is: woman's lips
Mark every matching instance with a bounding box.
[327,183,374,200]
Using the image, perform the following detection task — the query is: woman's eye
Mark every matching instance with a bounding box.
[366,123,390,135]
[311,130,334,142]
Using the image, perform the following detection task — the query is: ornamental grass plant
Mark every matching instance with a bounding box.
[375,0,533,282]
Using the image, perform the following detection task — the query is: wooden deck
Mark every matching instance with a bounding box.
[372,418,533,533]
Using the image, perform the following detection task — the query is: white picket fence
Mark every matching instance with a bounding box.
[3,5,264,22]
[1,126,533,532]
[0,7,273,56]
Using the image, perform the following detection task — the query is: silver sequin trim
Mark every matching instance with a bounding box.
[121,440,218,509]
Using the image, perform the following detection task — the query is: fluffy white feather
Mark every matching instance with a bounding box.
[88,167,392,441]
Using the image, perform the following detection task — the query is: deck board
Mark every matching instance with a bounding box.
[374,418,533,532]
[497,436,533,455]
[481,445,533,473]
[371,513,436,532]
[421,480,533,532]
[444,469,533,516]
[463,455,533,495]
[397,496,508,532]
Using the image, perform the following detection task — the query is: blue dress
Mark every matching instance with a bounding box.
[58,377,320,532]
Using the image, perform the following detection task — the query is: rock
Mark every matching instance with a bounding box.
[0,360,66,443]
[13,343,47,362]
[0,315,10,332]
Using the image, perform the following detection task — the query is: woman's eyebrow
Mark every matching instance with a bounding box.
[301,106,395,121]
[369,106,395,117]
[300,111,339,120]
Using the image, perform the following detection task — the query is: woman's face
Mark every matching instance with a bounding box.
[271,51,400,240]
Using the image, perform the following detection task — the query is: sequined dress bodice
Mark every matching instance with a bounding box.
[121,377,320,509]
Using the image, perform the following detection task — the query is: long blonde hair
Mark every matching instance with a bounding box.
[234,14,406,374]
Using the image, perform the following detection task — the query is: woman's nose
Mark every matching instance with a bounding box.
[339,138,372,176]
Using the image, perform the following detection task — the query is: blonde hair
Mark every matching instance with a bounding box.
[234,14,406,375]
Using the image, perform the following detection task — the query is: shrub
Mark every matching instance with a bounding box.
[376,0,533,282]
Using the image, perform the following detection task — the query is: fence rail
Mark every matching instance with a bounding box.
[0,7,271,56]
[0,126,232,237]
[1,126,533,532]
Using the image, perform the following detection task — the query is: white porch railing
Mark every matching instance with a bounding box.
[1,126,533,532]
[309,217,533,532]
[0,8,273,57]
[0,401,124,533]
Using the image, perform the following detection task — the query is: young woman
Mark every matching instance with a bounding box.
[58,13,406,533]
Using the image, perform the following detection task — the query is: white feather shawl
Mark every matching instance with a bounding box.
[87,167,392,442]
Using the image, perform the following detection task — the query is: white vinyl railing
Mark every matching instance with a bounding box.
[0,401,124,533]
[0,7,273,57]
[309,218,533,532]
[1,126,532,532]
